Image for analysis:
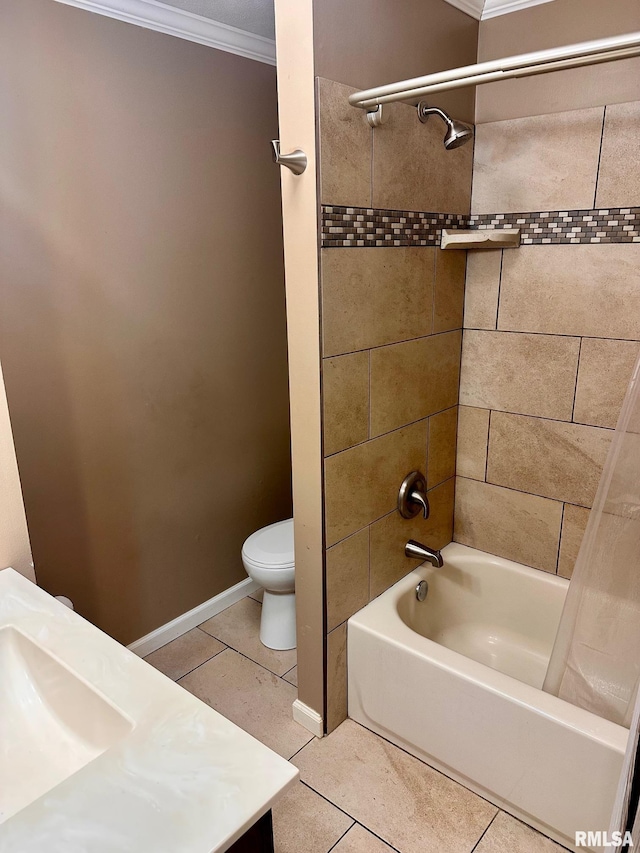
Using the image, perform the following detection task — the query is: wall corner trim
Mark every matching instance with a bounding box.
[52,0,277,65]
[128,576,260,657]
[442,0,484,19]
[480,0,556,19]
[292,699,324,738]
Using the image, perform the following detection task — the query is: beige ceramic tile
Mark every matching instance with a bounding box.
[370,331,461,437]
[324,419,428,546]
[322,248,434,357]
[323,351,369,456]
[487,412,612,508]
[272,781,353,853]
[370,478,454,599]
[456,406,490,481]
[454,477,563,572]
[249,588,264,602]
[294,720,496,853]
[332,824,396,853]
[428,406,458,487]
[326,623,347,734]
[460,330,580,420]
[464,250,502,331]
[199,598,296,676]
[283,665,298,687]
[474,811,566,853]
[373,101,473,214]
[318,78,371,207]
[574,338,640,429]
[433,250,465,333]
[558,504,591,579]
[326,528,369,633]
[499,245,640,340]
[144,628,225,681]
[596,101,640,209]
[178,649,312,759]
[472,107,603,213]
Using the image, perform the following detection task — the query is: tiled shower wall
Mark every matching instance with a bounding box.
[455,100,640,577]
[317,78,473,731]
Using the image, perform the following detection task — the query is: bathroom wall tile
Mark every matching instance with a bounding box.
[317,78,372,208]
[321,248,434,357]
[369,478,454,599]
[456,406,490,481]
[460,330,580,421]
[472,107,603,213]
[326,528,369,633]
[199,598,296,676]
[596,101,640,209]
[324,420,428,546]
[332,824,396,853]
[558,504,591,579]
[454,477,563,572]
[179,649,312,759]
[272,781,354,853]
[433,250,466,334]
[144,628,225,681]
[474,811,566,853]
[499,245,640,340]
[463,250,502,331]
[370,331,461,437]
[283,665,298,687]
[326,622,347,733]
[486,412,612,508]
[294,720,497,853]
[428,406,458,487]
[323,351,369,456]
[573,338,640,429]
[373,101,473,215]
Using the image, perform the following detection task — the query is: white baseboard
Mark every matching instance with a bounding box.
[128,576,260,657]
[292,699,323,739]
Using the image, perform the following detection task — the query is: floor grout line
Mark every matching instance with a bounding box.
[469,811,498,853]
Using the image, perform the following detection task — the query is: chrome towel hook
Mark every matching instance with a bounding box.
[271,140,307,175]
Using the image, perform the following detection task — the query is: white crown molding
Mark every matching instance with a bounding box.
[52,0,277,65]
[481,0,556,19]
[443,0,555,20]
[442,0,484,20]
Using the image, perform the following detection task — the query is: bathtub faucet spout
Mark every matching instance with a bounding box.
[405,540,444,568]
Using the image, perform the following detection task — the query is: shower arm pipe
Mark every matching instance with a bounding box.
[348,31,640,110]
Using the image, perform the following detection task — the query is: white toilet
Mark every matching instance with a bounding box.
[241,518,295,651]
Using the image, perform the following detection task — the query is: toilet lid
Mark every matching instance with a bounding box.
[242,518,294,569]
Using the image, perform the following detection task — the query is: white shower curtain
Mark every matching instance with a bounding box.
[543,351,640,839]
[543,351,640,727]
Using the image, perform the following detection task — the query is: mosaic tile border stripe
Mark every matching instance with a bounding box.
[321,205,640,247]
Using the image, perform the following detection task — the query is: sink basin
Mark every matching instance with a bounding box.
[0,568,297,852]
[0,626,132,823]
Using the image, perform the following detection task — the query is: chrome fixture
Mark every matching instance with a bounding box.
[271,140,307,175]
[415,580,429,602]
[417,102,473,150]
[398,471,429,519]
[406,540,444,568]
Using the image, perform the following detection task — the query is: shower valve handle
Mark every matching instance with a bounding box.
[398,471,430,520]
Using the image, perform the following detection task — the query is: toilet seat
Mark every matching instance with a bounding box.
[242,519,294,570]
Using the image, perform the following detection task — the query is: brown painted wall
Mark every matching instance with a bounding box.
[313,0,478,123]
[0,0,291,644]
[476,0,640,123]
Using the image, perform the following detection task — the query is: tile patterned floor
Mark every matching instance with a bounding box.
[145,596,567,853]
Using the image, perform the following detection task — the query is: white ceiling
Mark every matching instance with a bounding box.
[161,0,275,39]
[443,0,556,21]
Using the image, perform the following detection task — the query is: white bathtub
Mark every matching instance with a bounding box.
[348,542,628,851]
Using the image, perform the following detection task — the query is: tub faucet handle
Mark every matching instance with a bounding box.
[398,471,430,519]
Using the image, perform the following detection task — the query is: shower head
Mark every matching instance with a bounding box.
[417,102,473,150]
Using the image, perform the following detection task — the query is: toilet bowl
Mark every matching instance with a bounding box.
[241,519,295,651]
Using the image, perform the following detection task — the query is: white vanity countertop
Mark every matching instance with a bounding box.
[0,568,299,853]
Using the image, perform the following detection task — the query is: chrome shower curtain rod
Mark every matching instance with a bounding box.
[348,31,640,113]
